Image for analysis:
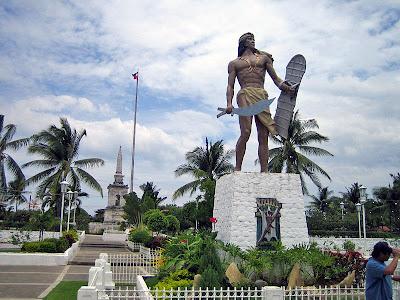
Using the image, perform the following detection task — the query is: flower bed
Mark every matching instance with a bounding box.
[147,231,367,290]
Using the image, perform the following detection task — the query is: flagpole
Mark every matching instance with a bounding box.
[130,70,139,193]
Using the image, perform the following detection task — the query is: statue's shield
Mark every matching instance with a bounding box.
[274,54,306,139]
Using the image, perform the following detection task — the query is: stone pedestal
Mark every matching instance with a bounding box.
[213,172,309,249]
[104,207,125,223]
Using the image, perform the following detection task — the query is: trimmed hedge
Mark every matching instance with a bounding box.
[21,237,70,253]
[129,228,152,244]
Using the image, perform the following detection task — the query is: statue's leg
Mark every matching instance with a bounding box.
[255,116,269,173]
[235,94,252,171]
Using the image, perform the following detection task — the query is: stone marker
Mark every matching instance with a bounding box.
[193,274,202,289]
[338,270,355,287]
[287,263,304,288]
[225,262,244,286]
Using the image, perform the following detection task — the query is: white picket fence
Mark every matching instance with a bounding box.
[284,285,365,299]
[127,241,142,251]
[100,287,264,300]
[107,251,160,284]
[98,285,400,300]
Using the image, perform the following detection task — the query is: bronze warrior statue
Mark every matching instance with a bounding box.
[225,32,294,172]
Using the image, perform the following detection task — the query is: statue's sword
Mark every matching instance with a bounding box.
[216,98,275,118]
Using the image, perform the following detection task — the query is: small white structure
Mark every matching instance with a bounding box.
[213,172,309,249]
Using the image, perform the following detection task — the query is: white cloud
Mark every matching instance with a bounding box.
[1,0,400,213]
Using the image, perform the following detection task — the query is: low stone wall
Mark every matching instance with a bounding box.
[0,231,85,266]
[102,231,127,243]
[89,222,104,234]
[311,237,400,254]
[0,230,60,244]
[89,222,122,234]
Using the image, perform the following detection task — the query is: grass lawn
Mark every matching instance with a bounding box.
[43,281,87,300]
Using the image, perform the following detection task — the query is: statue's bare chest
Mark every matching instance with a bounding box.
[236,54,266,73]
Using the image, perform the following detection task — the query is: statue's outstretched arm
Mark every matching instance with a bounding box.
[266,60,284,88]
[266,61,295,93]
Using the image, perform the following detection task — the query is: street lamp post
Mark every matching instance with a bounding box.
[356,203,362,239]
[340,201,345,220]
[359,185,367,251]
[72,191,78,226]
[66,190,73,231]
[59,180,69,235]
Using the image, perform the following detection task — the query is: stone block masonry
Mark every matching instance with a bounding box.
[213,172,309,249]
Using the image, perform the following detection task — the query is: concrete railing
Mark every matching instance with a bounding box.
[77,253,115,300]
[136,276,153,300]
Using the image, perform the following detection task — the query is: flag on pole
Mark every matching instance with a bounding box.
[132,72,138,80]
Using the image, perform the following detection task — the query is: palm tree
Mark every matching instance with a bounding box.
[264,110,333,195]
[373,173,400,230]
[4,177,28,211]
[139,182,166,207]
[342,182,361,205]
[0,115,29,200]
[309,187,333,213]
[173,138,234,199]
[22,118,104,213]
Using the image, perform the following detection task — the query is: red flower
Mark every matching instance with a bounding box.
[180,240,187,244]
[209,217,217,223]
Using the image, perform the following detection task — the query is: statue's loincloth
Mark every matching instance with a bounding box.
[237,87,277,135]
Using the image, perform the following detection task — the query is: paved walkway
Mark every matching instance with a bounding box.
[0,234,131,299]
[0,265,65,299]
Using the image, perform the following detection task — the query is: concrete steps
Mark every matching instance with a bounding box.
[69,234,130,266]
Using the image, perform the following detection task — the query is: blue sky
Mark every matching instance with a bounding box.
[0,0,399,214]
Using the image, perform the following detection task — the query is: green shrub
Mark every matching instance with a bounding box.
[56,237,70,252]
[165,215,180,233]
[198,236,224,288]
[63,229,79,246]
[143,209,161,225]
[154,269,194,290]
[129,228,152,243]
[343,240,356,252]
[154,278,193,290]
[22,241,58,253]
[146,211,167,233]
[38,241,57,253]
[199,266,221,288]
[22,241,41,252]
[43,238,68,252]
[21,238,69,253]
